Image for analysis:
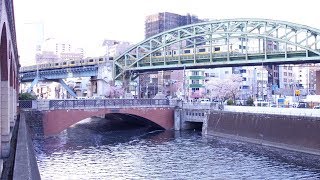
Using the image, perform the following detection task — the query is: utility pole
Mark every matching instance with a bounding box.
[183,65,186,102]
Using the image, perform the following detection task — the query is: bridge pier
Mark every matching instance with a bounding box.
[174,108,207,131]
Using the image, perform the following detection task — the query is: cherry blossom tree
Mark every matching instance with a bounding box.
[104,83,125,98]
[206,74,242,101]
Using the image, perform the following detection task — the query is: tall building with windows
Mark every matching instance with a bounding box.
[145,12,203,38]
[142,12,205,98]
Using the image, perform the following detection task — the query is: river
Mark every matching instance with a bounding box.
[33,118,320,180]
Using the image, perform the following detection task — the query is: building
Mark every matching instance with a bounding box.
[102,39,132,58]
[145,12,203,39]
[0,0,20,159]
[141,12,205,98]
[35,38,85,64]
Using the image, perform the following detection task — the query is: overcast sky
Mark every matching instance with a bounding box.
[14,0,320,66]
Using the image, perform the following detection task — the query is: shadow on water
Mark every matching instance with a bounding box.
[33,116,164,155]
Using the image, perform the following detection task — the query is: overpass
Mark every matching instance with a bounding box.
[19,19,320,98]
[114,18,320,79]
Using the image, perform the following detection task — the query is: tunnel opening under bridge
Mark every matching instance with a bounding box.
[65,113,166,133]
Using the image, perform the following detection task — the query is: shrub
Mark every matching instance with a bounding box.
[227,99,234,105]
[19,92,37,100]
[246,97,254,106]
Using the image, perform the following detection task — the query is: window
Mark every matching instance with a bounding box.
[198,48,206,52]
[192,71,199,76]
[242,86,249,89]
[242,77,247,81]
[225,71,229,74]
[289,73,292,77]
[239,69,246,73]
[284,72,287,76]
[191,88,199,92]
[239,45,246,49]
[184,49,191,54]
[284,78,287,82]
[288,66,292,70]
[214,47,220,51]
[191,80,200,84]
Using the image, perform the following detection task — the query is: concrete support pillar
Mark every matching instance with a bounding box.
[10,87,15,127]
[174,108,182,131]
[87,79,93,97]
[202,112,209,135]
[97,79,107,97]
[1,81,10,157]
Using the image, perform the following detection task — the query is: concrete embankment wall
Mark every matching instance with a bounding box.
[13,112,41,180]
[205,111,320,155]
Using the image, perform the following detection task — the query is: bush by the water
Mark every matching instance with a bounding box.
[246,97,254,106]
[19,92,37,100]
[227,99,234,105]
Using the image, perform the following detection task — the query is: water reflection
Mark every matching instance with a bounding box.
[33,118,320,180]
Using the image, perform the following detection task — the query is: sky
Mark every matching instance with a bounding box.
[14,0,320,66]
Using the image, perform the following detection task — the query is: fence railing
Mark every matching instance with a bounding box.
[48,99,170,110]
[19,100,37,109]
[182,102,224,110]
[224,105,320,117]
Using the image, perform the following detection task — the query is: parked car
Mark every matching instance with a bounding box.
[313,106,320,109]
[297,102,309,108]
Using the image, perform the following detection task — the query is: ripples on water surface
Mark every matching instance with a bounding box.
[33,118,320,180]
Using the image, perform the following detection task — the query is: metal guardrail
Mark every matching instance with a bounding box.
[19,100,37,109]
[182,102,224,110]
[224,105,320,117]
[48,99,170,110]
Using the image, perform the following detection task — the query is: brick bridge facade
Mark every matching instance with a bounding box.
[43,107,174,136]
[20,99,176,136]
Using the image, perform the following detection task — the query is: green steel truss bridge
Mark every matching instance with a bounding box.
[114,18,320,80]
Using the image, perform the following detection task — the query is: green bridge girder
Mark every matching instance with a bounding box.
[114,18,320,80]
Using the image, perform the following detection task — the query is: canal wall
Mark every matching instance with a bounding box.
[13,112,41,180]
[204,111,320,156]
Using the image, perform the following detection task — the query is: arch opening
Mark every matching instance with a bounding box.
[71,113,165,133]
[0,23,7,81]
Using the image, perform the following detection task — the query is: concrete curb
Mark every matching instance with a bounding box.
[13,112,41,180]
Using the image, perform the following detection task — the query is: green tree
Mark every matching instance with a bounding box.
[227,99,234,105]
[19,92,37,100]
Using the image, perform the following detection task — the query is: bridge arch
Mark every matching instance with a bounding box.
[114,18,320,79]
[42,107,173,136]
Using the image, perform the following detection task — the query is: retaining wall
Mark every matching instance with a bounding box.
[205,111,320,155]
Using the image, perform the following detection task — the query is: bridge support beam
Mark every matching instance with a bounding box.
[27,77,39,93]
[56,79,77,98]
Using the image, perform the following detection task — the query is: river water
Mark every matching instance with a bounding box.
[33,118,320,180]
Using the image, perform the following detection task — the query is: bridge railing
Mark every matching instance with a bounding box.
[18,100,37,110]
[48,99,170,110]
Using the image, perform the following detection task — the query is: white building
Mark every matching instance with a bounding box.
[102,39,132,58]
[36,38,85,64]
